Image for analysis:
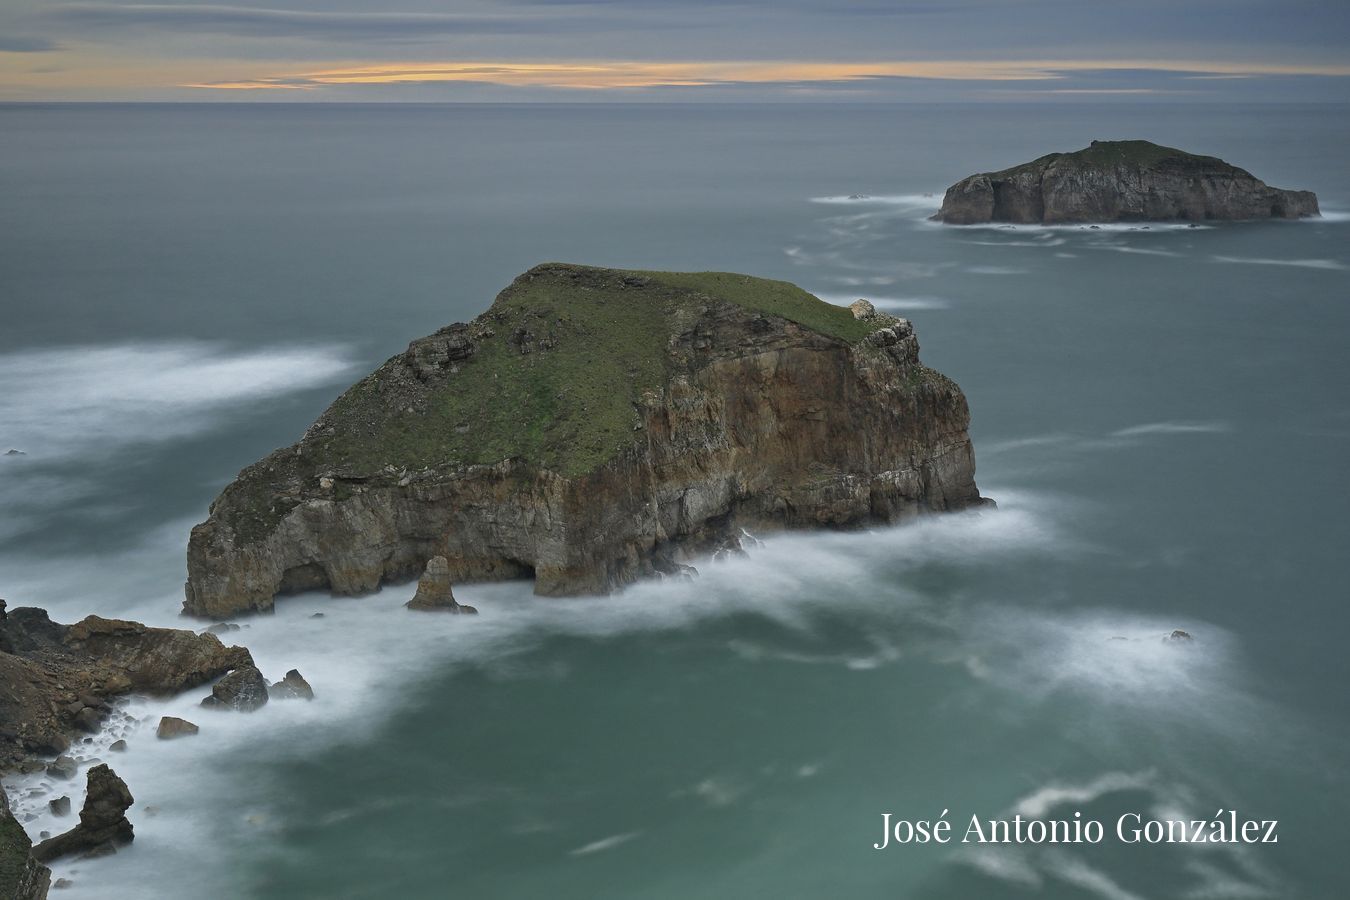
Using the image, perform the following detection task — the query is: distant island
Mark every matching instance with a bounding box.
[933,140,1319,225]
[184,263,990,619]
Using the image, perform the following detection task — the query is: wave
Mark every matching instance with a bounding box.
[1110,421,1230,438]
[809,193,940,208]
[967,265,1029,275]
[1211,255,1347,270]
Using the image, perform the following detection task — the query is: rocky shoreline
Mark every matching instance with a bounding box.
[0,599,312,897]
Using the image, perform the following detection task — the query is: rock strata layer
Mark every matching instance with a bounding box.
[185,264,988,619]
[934,140,1319,224]
[0,600,253,770]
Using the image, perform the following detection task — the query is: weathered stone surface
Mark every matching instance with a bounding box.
[200,665,269,711]
[155,717,198,740]
[1,781,51,900]
[0,601,253,770]
[934,140,1319,225]
[184,264,988,618]
[47,797,70,818]
[108,740,127,753]
[270,669,314,701]
[32,765,133,863]
[406,557,465,611]
[45,757,77,781]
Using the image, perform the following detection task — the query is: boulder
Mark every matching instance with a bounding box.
[155,716,198,740]
[46,756,77,780]
[849,298,877,319]
[201,665,269,712]
[32,764,134,863]
[108,740,127,752]
[269,669,314,701]
[48,796,71,817]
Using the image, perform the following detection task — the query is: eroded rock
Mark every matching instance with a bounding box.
[32,765,134,863]
[200,665,269,712]
[269,669,314,701]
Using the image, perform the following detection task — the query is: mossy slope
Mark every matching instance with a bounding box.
[313,264,878,478]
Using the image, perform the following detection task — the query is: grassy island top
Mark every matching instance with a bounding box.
[991,139,1230,176]
[309,264,887,480]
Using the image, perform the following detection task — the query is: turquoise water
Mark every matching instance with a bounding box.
[1,102,1348,898]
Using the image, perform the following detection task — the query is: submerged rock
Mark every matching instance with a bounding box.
[933,140,1319,225]
[32,765,134,863]
[46,756,77,781]
[155,717,198,740]
[200,665,269,712]
[269,669,314,701]
[1167,629,1194,642]
[183,264,988,618]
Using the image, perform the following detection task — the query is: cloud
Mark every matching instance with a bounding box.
[0,35,60,52]
[48,3,600,41]
[178,57,1350,93]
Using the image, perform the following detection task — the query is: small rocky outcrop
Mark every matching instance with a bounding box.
[406,557,475,613]
[201,665,269,711]
[155,717,199,740]
[934,140,1319,224]
[0,600,252,770]
[1,782,51,900]
[32,765,134,863]
[270,669,314,701]
[184,264,988,618]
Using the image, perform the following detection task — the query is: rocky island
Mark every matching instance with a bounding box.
[933,140,1319,224]
[184,263,989,619]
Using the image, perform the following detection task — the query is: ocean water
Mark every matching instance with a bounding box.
[1,102,1348,899]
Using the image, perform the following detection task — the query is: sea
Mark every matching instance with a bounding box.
[1,102,1347,899]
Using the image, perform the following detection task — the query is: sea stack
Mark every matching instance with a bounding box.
[184,263,989,619]
[933,140,1319,225]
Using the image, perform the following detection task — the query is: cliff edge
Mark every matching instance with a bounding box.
[933,140,1319,225]
[184,264,988,619]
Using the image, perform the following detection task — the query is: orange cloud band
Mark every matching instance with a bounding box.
[183,58,1350,90]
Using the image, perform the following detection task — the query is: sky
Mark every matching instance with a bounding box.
[1,0,1348,102]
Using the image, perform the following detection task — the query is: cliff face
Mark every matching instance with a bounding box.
[184,264,988,619]
[1,782,49,900]
[934,140,1319,224]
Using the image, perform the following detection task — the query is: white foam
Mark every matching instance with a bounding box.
[1090,245,1184,257]
[1013,771,1155,818]
[966,265,1029,275]
[0,342,353,461]
[569,831,641,856]
[1211,255,1347,270]
[1111,421,1230,438]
